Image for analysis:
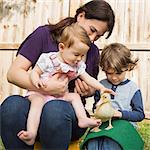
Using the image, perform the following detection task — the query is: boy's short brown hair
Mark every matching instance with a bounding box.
[100,43,138,73]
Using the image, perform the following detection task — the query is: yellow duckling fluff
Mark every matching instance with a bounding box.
[92,93,115,132]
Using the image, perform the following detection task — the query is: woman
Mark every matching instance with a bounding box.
[1,0,115,149]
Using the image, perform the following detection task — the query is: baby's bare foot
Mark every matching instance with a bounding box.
[78,118,101,128]
[17,130,36,145]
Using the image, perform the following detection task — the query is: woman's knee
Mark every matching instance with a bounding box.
[1,95,30,121]
[40,100,75,126]
[1,95,31,144]
[39,100,76,135]
[39,100,75,147]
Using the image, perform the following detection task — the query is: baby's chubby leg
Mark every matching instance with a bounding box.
[64,93,101,128]
[17,94,45,145]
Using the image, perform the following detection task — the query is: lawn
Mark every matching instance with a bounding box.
[137,120,150,150]
[0,138,5,150]
[0,120,150,150]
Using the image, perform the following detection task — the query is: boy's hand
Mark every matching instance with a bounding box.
[113,110,122,118]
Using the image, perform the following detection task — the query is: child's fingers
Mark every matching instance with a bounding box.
[34,80,44,88]
[39,81,45,88]
[102,88,116,95]
[17,131,23,137]
[35,83,40,88]
[108,89,116,95]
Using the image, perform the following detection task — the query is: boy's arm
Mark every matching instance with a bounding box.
[80,72,115,95]
[119,90,145,122]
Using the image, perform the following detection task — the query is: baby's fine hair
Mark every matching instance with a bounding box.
[100,43,139,73]
[59,23,91,48]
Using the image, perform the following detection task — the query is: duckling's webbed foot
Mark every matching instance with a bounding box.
[90,126,101,132]
[105,119,113,130]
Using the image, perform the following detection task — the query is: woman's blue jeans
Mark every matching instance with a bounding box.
[87,137,122,150]
[1,95,85,150]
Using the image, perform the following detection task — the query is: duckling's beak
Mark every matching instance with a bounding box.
[96,98,104,107]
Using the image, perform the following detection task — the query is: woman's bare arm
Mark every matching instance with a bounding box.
[7,54,68,96]
[7,54,35,90]
[30,65,44,88]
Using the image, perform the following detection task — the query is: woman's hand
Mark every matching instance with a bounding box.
[74,78,95,97]
[42,73,68,97]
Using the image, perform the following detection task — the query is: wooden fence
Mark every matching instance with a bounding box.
[0,0,150,117]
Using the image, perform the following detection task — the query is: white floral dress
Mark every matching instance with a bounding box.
[27,52,86,102]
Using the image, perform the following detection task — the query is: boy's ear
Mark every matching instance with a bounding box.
[58,43,65,52]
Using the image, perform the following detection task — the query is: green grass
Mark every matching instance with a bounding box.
[0,138,5,150]
[0,120,150,150]
[137,120,150,150]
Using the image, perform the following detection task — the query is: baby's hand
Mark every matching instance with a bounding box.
[101,87,116,96]
[33,79,45,89]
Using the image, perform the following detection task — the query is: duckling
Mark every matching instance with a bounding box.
[91,93,115,132]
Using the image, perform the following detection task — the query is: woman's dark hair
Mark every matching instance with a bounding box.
[75,0,115,39]
[48,17,75,43]
[49,0,115,42]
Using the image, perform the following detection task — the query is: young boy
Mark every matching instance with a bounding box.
[87,43,145,150]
